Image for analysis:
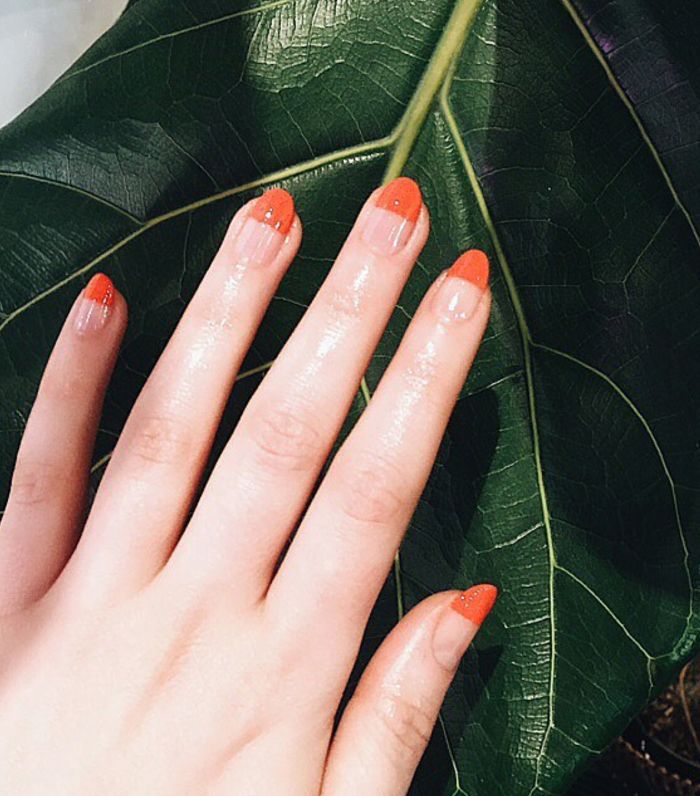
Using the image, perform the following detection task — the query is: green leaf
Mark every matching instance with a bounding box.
[1,0,698,792]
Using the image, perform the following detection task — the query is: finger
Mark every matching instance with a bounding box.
[322,586,498,796]
[167,178,429,601]
[269,251,491,651]
[63,189,301,601]
[0,275,126,613]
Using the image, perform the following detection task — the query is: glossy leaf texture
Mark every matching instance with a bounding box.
[0,1,699,793]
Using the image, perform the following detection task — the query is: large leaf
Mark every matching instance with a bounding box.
[1,0,699,792]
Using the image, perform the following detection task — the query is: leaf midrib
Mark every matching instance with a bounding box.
[439,73,558,794]
[439,4,697,786]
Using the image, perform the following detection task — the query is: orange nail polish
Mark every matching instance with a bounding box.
[451,584,498,627]
[251,188,295,235]
[84,273,115,308]
[449,250,490,290]
[375,176,422,223]
[75,273,116,334]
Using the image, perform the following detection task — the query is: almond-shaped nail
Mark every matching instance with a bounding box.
[433,249,489,322]
[233,188,295,265]
[432,584,498,670]
[74,273,115,335]
[361,177,422,255]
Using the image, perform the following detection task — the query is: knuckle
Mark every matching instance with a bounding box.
[325,285,363,322]
[338,452,405,524]
[10,459,58,506]
[373,691,435,761]
[127,414,195,466]
[251,404,322,472]
[184,292,235,333]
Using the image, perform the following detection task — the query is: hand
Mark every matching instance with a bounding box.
[0,178,495,795]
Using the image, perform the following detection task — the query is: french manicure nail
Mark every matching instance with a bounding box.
[432,584,498,670]
[361,176,422,255]
[451,584,498,625]
[232,188,295,264]
[433,249,490,322]
[74,273,115,335]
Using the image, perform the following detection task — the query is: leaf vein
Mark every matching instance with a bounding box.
[0,171,141,225]
[58,0,296,85]
[0,140,390,335]
[560,0,700,251]
[556,565,654,662]
[534,341,694,646]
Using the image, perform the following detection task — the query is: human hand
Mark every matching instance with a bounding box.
[0,178,495,795]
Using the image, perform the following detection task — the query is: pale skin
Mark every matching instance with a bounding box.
[0,178,493,795]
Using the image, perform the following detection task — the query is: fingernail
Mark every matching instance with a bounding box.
[432,584,498,671]
[361,177,422,255]
[233,188,295,264]
[74,273,115,335]
[432,249,490,322]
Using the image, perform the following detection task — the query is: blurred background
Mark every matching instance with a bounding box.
[0,0,128,127]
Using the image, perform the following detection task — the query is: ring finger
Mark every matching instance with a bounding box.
[269,250,491,678]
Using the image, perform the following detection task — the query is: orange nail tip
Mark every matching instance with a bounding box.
[252,188,295,235]
[451,584,498,627]
[449,250,490,290]
[84,273,115,307]
[375,176,422,223]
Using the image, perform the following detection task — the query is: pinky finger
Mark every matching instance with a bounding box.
[321,585,497,796]
[0,274,126,613]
